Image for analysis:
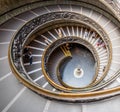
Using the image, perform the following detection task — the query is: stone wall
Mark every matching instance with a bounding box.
[0,0,119,25]
[0,0,40,15]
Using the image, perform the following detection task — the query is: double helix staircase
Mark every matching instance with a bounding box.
[0,1,120,112]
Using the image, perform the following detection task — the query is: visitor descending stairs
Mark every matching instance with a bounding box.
[22,25,109,90]
[2,5,120,90]
[0,2,120,112]
[10,4,120,92]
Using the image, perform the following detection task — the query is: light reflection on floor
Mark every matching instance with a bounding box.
[60,44,96,88]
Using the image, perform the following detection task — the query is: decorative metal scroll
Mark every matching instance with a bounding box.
[11,11,111,83]
[43,37,99,85]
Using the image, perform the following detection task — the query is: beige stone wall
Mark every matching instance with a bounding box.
[0,0,119,25]
[0,0,112,16]
[0,0,40,15]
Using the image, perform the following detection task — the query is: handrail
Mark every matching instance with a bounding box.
[9,23,111,92]
[0,0,119,26]
[8,11,112,87]
[56,56,73,88]
[15,11,112,89]
[7,10,120,102]
[42,36,100,91]
[8,47,120,102]
[8,25,120,102]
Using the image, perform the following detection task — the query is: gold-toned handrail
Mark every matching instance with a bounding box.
[7,9,119,102]
[41,36,100,91]
[9,11,112,89]
[8,50,120,101]
[56,56,73,88]
[8,31,120,102]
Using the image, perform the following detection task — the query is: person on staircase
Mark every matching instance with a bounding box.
[28,51,33,65]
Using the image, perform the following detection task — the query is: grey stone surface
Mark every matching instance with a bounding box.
[0,18,24,30]
[82,7,91,16]
[49,101,82,112]
[0,31,14,42]
[0,1,120,112]
[47,5,61,12]
[8,88,47,112]
[82,96,120,112]
[15,11,36,21]
[32,7,48,16]
[0,59,11,78]
[0,44,9,57]
[0,75,23,112]
[29,70,43,80]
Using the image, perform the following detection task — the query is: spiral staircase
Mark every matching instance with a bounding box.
[0,0,120,112]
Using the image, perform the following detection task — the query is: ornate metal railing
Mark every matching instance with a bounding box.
[8,11,120,102]
[42,36,100,91]
[9,11,112,84]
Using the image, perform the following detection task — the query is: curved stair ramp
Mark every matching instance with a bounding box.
[0,1,120,112]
